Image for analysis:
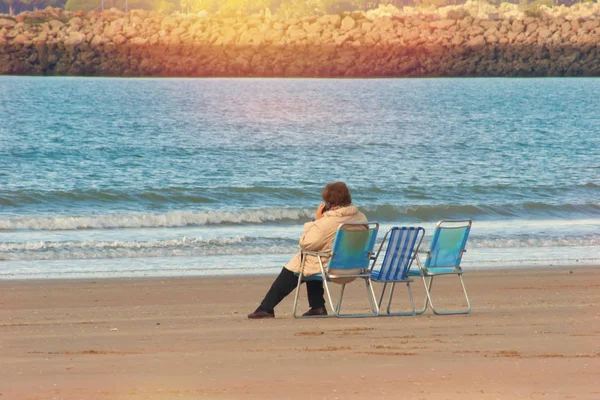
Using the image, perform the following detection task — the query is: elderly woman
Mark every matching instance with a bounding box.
[248,182,368,319]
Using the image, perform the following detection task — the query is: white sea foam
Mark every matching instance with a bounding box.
[0,254,290,279]
[0,236,251,252]
[0,234,298,261]
[469,237,600,248]
[0,209,313,231]
[3,233,599,262]
[0,247,296,261]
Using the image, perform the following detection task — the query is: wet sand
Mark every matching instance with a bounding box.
[1,267,599,399]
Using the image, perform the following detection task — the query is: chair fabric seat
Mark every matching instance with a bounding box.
[294,272,323,281]
[371,269,412,283]
[295,271,362,283]
[410,267,460,276]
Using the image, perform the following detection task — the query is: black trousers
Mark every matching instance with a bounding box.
[260,267,325,313]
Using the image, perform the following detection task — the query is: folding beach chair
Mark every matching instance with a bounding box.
[292,222,380,318]
[370,226,425,316]
[409,220,472,315]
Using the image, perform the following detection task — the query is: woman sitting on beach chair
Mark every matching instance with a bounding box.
[248,182,368,319]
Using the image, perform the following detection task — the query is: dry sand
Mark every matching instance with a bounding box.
[1,267,599,399]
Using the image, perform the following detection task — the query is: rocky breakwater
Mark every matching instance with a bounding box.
[0,4,599,77]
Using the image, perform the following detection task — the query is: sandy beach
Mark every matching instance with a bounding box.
[1,267,599,400]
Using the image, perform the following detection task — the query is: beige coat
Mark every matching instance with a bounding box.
[284,205,368,276]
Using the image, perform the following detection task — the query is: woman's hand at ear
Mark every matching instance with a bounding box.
[315,203,327,220]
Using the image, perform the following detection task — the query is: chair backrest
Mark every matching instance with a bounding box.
[371,226,425,281]
[327,222,379,271]
[424,220,472,268]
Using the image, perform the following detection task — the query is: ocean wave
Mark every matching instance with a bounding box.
[363,202,600,221]
[469,237,600,249]
[0,236,297,261]
[0,188,216,207]
[0,209,313,230]
[2,232,599,262]
[2,182,598,208]
[0,186,313,207]
[0,236,257,251]
[2,202,600,231]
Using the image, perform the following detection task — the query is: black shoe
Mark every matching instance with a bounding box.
[302,307,328,317]
[247,308,275,319]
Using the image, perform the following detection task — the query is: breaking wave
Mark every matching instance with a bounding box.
[0,209,313,230]
[0,236,297,261]
[2,202,600,231]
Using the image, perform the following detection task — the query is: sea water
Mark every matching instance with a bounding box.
[0,76,598,279]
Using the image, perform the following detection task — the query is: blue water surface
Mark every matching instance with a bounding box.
[0,77,598,278]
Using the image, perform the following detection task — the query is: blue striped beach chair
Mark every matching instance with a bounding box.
[292,222,380,318]
[409,220,472,315]
[370,227,425,316]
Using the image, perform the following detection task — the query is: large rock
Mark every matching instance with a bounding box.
[0,18,16,28]
[112,34,127,45]
[161,16,180,31]
[68,17,82,27]
[582,20,600,31]
[511,20,525,33]
[288,28,306,40]
[538,27,552,39]
[49,20,65,30]
[451,35,465,45]
[239,28,262,44]
[12,34,28,45]
[466,35,486,49]
[430,19,455,30]
[341,16,356,32]
[327,15,341,27]
[265,29,282,42]
[90,35,104,46]
[305,22,322,34]
[571,19,580,32]
[334,33,350,45]
[64,31,86,47]
[104,19,125,38]
[221,26,236,40]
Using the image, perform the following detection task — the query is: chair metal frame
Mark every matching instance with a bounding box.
[411,219,472,315]
[292,222,380,318]
[370,226,425,316]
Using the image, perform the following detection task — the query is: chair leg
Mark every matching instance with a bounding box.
[292,270,304,319]
[386,282,396,314]
[429,274,471,315]
[335,284,346,314]
[407,283,416,315]
[330,278,379,318]
[412,275,432,315]
[365,278,379,316]
[382,282,417,316]
[322,278,338,317]
[378,282,388,310]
